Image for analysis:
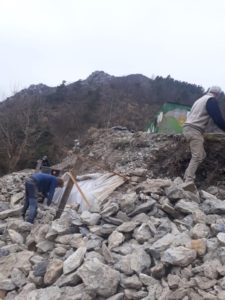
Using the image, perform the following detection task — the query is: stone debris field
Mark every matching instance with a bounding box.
[1,129,225,299]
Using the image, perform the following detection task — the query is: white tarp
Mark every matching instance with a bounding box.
[53,172,125,212]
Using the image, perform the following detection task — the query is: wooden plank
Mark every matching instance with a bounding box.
[54,171,75,219]
[68,172,91,208]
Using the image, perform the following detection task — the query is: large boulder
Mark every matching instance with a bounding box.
[21,286,61,300]
[76,258,120,297]
[162,246,197,267]
[63,247,86,275]
[0,250,34,279]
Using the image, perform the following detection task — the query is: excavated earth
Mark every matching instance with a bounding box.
[56,128,225,190]
[1,129,225,299]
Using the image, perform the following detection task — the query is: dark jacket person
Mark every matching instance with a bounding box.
[22,173,64,223]
[41,155,50,167]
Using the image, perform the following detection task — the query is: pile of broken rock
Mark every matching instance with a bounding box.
[2,170,225,299]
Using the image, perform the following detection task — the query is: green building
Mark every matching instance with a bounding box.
[147,102,191,134]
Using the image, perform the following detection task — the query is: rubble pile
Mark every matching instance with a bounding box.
[55,129,184,180]
[0,170,32,209]
[56,128,225,189]
[1,129,225,299]
[1,173,225,299]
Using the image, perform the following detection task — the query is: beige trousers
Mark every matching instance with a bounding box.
[183,126,206,182]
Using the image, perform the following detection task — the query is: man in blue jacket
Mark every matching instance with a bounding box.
[22,173,64,223]
[183,86,225,183]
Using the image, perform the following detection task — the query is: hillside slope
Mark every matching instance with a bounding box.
[0,71,205,174]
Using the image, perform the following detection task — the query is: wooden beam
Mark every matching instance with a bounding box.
[68,172,91,208]
[54,170,75,219]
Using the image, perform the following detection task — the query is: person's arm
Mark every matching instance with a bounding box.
[206,98,225,132]
[47,179,57,206]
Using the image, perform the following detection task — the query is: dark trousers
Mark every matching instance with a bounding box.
[22,179,38,223]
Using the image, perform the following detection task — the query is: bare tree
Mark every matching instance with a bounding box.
[0,94,43,173]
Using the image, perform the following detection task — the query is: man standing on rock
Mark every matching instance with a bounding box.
[22,173,64,223]
[183,86,225,183]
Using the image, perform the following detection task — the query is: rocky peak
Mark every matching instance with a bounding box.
[27,84,50,92]
[85,71,113,85]
[10,84,54,99]
[26,84,54,95]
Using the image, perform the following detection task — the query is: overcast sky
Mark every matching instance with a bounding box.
[1,0,225,99]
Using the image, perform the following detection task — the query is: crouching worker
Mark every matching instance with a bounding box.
[22,173,64,224]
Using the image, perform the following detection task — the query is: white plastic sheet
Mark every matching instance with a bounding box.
[53,172,125,212]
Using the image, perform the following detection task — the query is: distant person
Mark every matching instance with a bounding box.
[41,155,50,167]
[183,86,225,183]
[22,173,64,223]
[35,156,50,172]
[72,139,80,153]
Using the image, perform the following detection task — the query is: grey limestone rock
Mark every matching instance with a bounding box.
[44,258,63,285]
[76,258,120,298]
[63,247,86,275]
[162,246,197,267]
[108,231,125,249]
[22,286,61,300]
